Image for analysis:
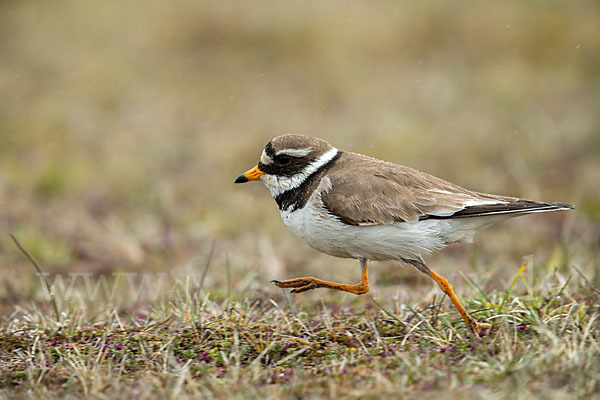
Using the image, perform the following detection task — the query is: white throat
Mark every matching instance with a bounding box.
[261,147,338,198]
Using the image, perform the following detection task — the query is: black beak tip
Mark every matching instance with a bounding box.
[234,174,248,184]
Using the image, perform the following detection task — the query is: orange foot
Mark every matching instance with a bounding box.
[271,276,369,295]
[467,317,492,338]
[272,260,370,295]
[271,277,323,293]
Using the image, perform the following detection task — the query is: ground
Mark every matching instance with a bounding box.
[1,0,599,398]
[1,257,599,399]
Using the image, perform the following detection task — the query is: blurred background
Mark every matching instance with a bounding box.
[1,0,598,310]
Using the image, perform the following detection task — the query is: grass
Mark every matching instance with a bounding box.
[1,0,599,398]
[1,246,599,399]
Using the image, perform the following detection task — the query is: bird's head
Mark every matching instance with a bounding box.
[234,134,338,198]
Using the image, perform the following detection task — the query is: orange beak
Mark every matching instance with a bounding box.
[234,165,265,183]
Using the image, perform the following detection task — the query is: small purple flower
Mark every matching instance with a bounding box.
[517,323,528,334]
[281,369,294,382]
[197,352,211,362]
[479,329,490,337]
[271,368,294,383]
[488,348,499,356]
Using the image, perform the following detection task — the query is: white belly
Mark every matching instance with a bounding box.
[280,185,506,261]
[280,189,443,261]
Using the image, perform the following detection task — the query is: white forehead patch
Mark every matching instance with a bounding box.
[260,150,272,165]
[276,148,313,157]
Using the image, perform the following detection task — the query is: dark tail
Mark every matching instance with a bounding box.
[422,201,574,220]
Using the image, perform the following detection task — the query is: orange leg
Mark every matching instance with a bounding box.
[272,259,369,295]
[429,269,491,337]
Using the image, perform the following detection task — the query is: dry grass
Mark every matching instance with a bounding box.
[1,0,599,398]
[1,258,599,399]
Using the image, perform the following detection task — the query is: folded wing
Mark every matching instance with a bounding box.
[321,153,573,226]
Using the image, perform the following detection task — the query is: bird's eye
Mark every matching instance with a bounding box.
[275,154,292,165]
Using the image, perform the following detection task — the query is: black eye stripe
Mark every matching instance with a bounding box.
[274,154,292,164]
[258,154,318,177]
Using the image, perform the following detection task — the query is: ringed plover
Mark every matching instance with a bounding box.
[235,135,573,336]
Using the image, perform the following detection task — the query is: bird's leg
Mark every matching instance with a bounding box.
[272,259,369,295]
[428,268,491,338]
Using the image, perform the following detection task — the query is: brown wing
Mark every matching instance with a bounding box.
[321,152,520,226]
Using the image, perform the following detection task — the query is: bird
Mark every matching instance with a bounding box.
[234,134,573,336]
